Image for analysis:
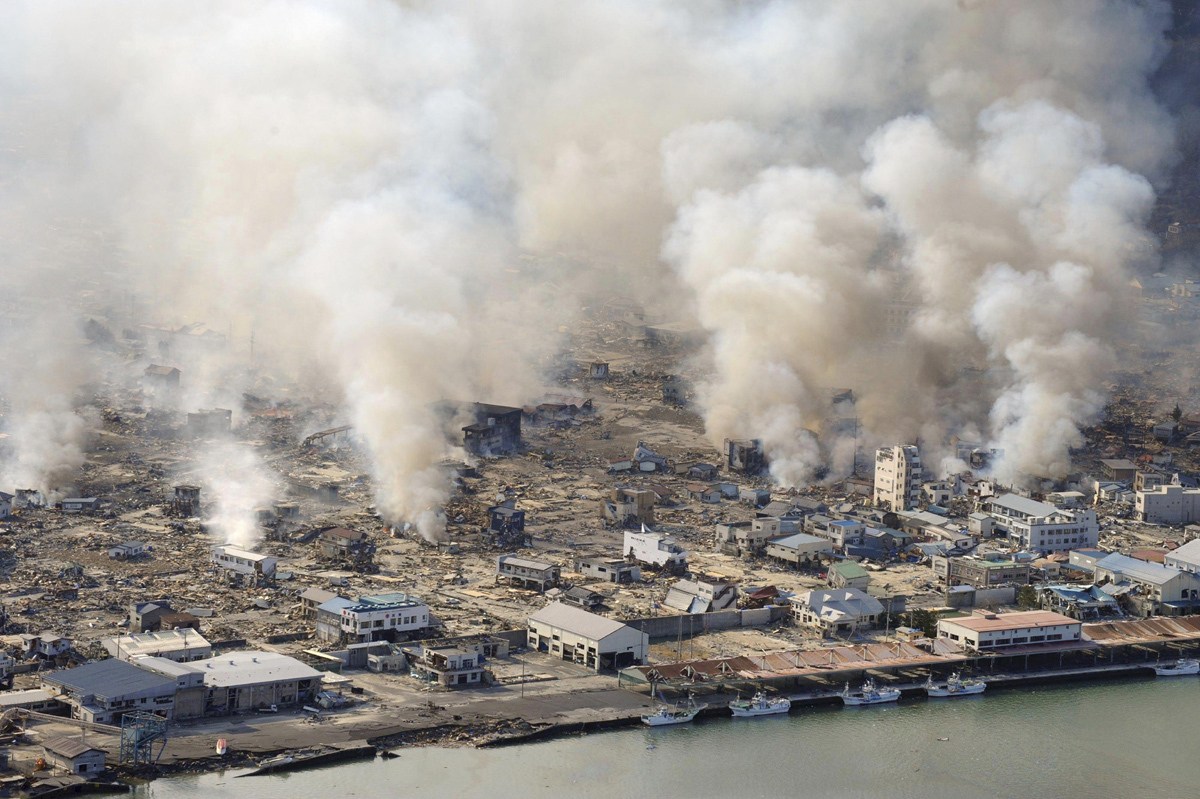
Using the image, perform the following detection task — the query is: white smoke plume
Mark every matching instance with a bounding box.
[0,0,1181,505]
[199,440,277,549]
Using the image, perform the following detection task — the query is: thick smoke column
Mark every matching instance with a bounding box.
[200,440,276,548]
[0,0,1179,503]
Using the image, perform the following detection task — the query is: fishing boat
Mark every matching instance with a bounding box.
[642,694,706,726]
[1152,658,1200,676]
[924,672,986,697]
[728,690,791,718]
[841,678,901,706]
[216,738,228,756]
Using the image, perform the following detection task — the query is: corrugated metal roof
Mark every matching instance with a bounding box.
[43,659,176,699]
[988,494,1059,518]
[1095,553,1182,586]
[528,602,633,641]
[43,735,103,759]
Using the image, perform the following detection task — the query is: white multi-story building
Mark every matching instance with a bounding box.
[623,530,687,571]
[873,445,923,511]
[315,592,431,644]
[983,494,1098,553]
[1136,480,1200,525]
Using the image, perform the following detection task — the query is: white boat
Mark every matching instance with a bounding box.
[729,690,791,718]
[216,738,228,756]
[841,678,901,706]
[1152,658,1200,676]
[925,672,987,697]
[642,695,706,726]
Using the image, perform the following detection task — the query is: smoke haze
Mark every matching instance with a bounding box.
[0,1,1181,512]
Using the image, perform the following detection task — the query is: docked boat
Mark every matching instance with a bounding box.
[642,695,706,726]
[841,678,901,706]
[1152,658,1200,676]
[925,672,986,697]
[729,690,791,718]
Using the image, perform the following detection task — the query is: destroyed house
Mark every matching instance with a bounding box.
[61,497,100,514]
[664,577,738,614]
[317,527,372,560]
[315,592,431,645]
[461,403,522,456]
[575,557,640,584]
[0,491,11,519]
[603,487,655,527]
[187,408,232,438]
[405,645,492,688]
[142,364,180,400]
[496,555,560,591]
[725,438,766,474]
[623,530,687,571]
[560,585,604,610]
[488,503,525,534]
[212,545,278,580]
[129,601,175,633]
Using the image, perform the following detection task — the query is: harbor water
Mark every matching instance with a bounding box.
[135,677,1199,799]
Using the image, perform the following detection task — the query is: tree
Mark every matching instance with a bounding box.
[1016,585,1039,609]
[1173,404,1183,423]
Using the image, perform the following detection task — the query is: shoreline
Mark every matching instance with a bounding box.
[110,659,1161,784]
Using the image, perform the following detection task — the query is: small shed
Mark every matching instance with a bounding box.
[42,736,106,775]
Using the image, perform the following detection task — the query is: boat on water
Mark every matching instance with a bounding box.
[729,690,791,718]
[841,678,901,706]
[925,672,986,697]
[216,739,228,756]
[642,694,706,726]
[255,754,296,772]
[1152,658,1200,676]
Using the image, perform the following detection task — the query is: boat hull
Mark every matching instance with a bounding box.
[926,682,986,697]
[642,711,699,726]
[1152,660,1200,676]
[841,692,900,706]
[729,702,791,718]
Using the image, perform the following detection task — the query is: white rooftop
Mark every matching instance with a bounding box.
[190,651,321,688]
[103,629,210,659]
[988,494,1059,518]
[1167,539,1200,567]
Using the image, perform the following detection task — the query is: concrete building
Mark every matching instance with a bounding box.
[873,445,923,512]
[526,603,648,671]
[461,403,522,456]
[663,577,738,613]
[931,556,1032,588]
[715,519,780,557]
[1164,538,1200,575]
[603,487,656,527]
[764,533,833,566]
[0,491,11,519]
[936,610,1082,652]
[315,592,431,645]
[298,587,340,620]
[623,530,687,572]
[129,601,177,633]
[1099,459,1138,483]
[212,545,278,581]
[189,651,322,713]
[42,736,106,776]
[1136,480,1200,524]
[574,557,641,584]
[496,555,560,592]
[1092,553,1200,615]
[827,561,870,591]
[790,588,884,637]
[104,629,211,663]
[42,659,179,724]
[405,646,492,688]
[0,689,62,714]
[724,438,766,474]
[983,494,1099,553]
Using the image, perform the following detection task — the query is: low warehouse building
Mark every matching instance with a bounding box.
[190,652,322,714]
[103,629,212,663]
[42,659,178,724]
[527,603,648,671]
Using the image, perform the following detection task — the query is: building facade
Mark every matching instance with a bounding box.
[623,530,687,571]
[983,494,1099,552]
[936,610,1081,651]
[526,603,648,671]
[1136,482,1200,525]
[873,445,923,512]
[315,593,431,644]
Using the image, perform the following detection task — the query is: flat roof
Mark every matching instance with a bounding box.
[190,651,321,688]
[940,611,1078,633]
[1095,553,1182,586]
[0,689,54,707]
[212,545,274,562]
[104,629,210,659]
[769,533,829,549]
[497,555,556,570]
